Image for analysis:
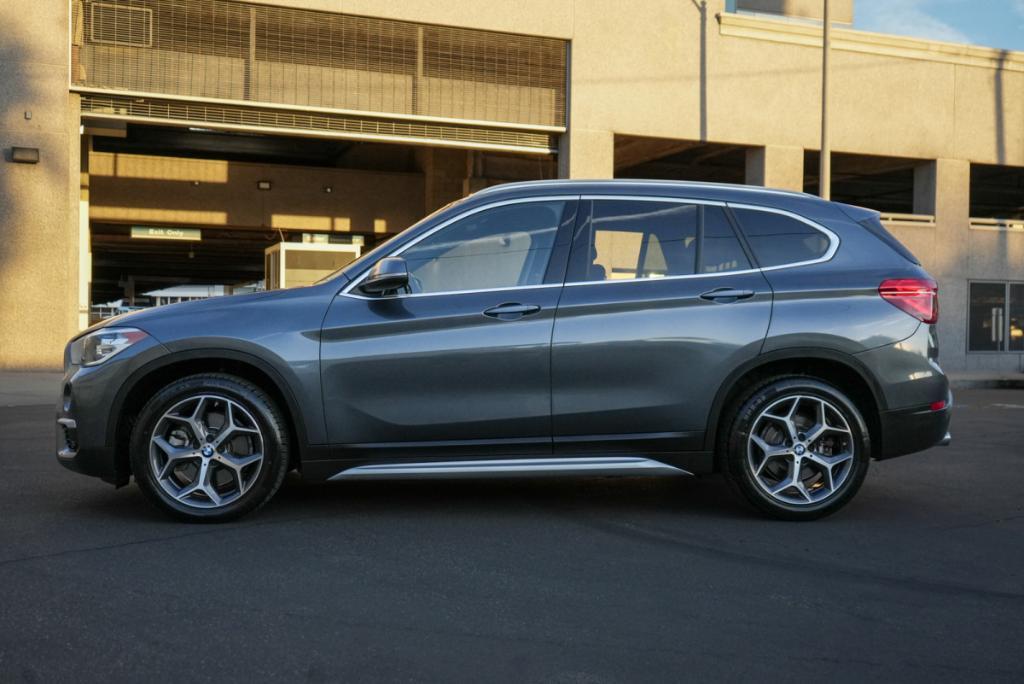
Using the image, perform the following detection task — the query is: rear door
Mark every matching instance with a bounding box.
[550,196,772,455]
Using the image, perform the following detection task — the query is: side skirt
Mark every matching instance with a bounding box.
[328,456,693,481]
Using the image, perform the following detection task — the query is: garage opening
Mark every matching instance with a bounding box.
[804,151,923,215]
[614,136,749,184]
[970,163,1024,226]
[85,124,555,321]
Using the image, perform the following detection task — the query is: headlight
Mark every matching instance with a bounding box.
[71,327,149,366]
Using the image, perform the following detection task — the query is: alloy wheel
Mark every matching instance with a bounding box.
[746,394,855,506]
[149,394,265,509]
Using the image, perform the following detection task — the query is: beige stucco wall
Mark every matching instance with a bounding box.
[0,0,80,369]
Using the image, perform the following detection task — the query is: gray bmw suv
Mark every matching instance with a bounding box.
[58,180,951,522]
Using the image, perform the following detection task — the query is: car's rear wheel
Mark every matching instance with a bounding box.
[721,377,870,521]
[130,373,289,522]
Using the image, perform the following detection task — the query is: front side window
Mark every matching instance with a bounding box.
[968,281,1024,352]
[731,208,831,268]
[569,200,750,282]
[399,200,567,294]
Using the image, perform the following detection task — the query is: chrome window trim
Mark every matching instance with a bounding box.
[561,195,839,287]
[342,193,841,297]
[340,195,580,299]
[342,283,564,301]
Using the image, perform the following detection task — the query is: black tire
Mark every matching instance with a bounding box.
[720,376,870,521]
[130,373,290,522]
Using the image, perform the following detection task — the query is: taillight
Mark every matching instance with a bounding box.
[879,278,938,324]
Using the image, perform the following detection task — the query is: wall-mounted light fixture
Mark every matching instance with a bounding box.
[10,147,40,164]
[257,180,272,191]
[323,186,333,193]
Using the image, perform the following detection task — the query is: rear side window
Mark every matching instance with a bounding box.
[731,208,832,268]
[582,200,699,281]
[568,200,752,282]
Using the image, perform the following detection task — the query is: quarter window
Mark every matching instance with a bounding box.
[399,200,567,294]
[969,281,1024,352]
[569,200,750,282]
[731,208,831,268]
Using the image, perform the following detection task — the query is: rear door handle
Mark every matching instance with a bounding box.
[483,303,541,320]
[700,288,756,302]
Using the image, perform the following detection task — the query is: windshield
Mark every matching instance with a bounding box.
[315,197,467,285]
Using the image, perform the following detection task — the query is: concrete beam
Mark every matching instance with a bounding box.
[558,129,614,179]
[745,145,804,192]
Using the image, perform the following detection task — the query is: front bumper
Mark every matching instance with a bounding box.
[56,335,169,486]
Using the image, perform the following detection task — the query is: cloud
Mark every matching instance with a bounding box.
[855,0,972,45]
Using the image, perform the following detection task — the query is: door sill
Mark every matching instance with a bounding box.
[328,456,692,481]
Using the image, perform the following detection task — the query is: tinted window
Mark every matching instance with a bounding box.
[580,200,698,281]
[400,201,565,294]
[1011,284,1024,352]
[702,207,751,273]
[732,208,831,268]
[858,216,920,265]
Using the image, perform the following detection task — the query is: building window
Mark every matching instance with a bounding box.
[968,282,1024,352]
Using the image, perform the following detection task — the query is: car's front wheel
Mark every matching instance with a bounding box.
[130,373,290,522]
[721,377,871,521]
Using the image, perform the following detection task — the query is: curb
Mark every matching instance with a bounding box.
[949,377,1024,390]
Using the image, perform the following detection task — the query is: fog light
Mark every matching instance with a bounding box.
[930,400,947,411]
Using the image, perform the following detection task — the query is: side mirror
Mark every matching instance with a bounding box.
[360,257,410,295]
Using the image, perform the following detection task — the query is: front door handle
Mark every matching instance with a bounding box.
[700,288,756,302]
[483,303,541,320]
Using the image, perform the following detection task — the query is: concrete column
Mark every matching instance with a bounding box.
[915,159,971,370]
[0,0,77,369]
[417,147,469,214]
[557,129,614,179]
[745,145,804,192]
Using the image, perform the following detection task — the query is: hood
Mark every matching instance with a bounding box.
[77,279,346,340]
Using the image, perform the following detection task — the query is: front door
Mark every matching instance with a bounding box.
[551,196,772,456]
[320,197,578,461]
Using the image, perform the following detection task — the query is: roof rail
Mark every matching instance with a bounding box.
[471,178,815,200]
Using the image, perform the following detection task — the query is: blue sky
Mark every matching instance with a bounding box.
[854,0,1024,51]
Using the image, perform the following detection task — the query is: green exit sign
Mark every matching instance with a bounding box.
[131,226,202,241]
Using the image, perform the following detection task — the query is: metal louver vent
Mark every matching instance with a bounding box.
[89,2,152,47]
[72,0,567,144]
[80,93,557,153]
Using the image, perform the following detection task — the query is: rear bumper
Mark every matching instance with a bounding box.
[876,391,952,460]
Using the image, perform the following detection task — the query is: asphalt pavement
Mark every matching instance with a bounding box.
[1,389,1022,682]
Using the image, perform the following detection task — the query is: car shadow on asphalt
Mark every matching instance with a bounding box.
[64,473,755,526]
